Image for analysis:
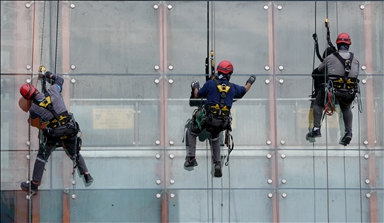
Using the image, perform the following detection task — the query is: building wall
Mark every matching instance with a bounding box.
[1,1,383,222]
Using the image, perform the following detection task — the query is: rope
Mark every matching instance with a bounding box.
[323,81,336,116]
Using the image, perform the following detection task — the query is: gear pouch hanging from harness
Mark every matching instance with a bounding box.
[43,113,79,139]
[204,80,232,132]
[36,94,79,139]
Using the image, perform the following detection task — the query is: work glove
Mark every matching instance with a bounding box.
[246,75,256,85]
[39,71,52,79]
[44,71,53,79]
[191,81,200,91]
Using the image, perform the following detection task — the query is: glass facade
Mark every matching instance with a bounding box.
[1,1,383,222]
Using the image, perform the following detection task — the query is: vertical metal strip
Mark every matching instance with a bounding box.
[61,2,72,222]
[32,1,41,222]
[159,2,169,223]
[268,3,279,223]
[363,3,379,223]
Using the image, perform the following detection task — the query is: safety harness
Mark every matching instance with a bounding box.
[329,52,358,92]
[35,92,71,129]
[323,52,359,117]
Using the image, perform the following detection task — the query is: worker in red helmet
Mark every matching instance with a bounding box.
[307,32,360,146]
[19,71,93,195]
[185,60,256,177]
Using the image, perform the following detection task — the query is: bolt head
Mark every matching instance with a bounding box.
[263,5,269,10]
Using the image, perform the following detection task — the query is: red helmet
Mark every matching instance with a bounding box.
[336,32,351,45]
[20,84,36,100]
[216,60,233,75]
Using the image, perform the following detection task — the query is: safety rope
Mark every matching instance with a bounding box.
[323,81,336,116]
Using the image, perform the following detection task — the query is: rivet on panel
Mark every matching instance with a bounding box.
[359,5,365,10]
[64,188,69,194]
[25,3,31,8]
[266,154,272,159]
[71,79,76,84]
[365,179,370,184]
[278,65,284,71]
[279,79,284,84]
[267,179,272,184]
[155,140,160,145]
[361,79,367,84]
[170,193,175,198]
[168,65,174,70]
[26,79,32,83]
[155,154,161,159]
[26,65,31,70]
[264,65,270,71]
[282,193,287,198]
[263,5,269,10]
[280,140,285,145]
[156,194,161,198]
[268,193,273,198]
[72,180,76,185]
[153,4,159,10]
[26,195,31,199]
[168,79,174,84]
[361,65,366,70]
[70,64,76,70]
[265,79,270,84]
[167,5,173,10]
[154,65,160,70]
[366,193,371,198]
[170,180,175,185]
[266,140,272,145]
[277,5,283,10]
[154,79,160,84]
[363,140,368,145]
[71,194,76,199]
[156,180,161,185]
[70,4,75,9]
[281,154,286,159]
[169,140,174,145]
[364,154,369,159]
[169,154,174,159]
[26,141,31,146]
[26,155,30,160]
[282,179,287,184]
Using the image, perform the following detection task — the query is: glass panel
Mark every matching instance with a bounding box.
[167,149,272,189]
[213,2,270,74]
[70,189,162,222]
[68,1,160,74]
[0,1,34,74]
[168,189,273,222]
[275,1,316,74]
[70,75,161,147]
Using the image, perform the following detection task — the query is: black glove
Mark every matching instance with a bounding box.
[246,75,256,85]
[44,71,53,78]
[191,81,200,91]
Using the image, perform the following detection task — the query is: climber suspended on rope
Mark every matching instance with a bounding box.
[19,66,94,195]
[306,32,361,146]
[184,60,256,177]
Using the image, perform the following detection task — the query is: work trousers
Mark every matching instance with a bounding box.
[187,118,224,164]
[313,90,355,133]
[32,134,89,183]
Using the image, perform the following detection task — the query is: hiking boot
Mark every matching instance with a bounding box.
[339,131,352,146]
[214,163,222,178]
[184,157,198,167]
[84,174,94,184]
[20,181,38,195]
[306,128,321,140]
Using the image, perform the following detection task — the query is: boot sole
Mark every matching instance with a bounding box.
[339,136,352,146]
[214,167,222,177]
